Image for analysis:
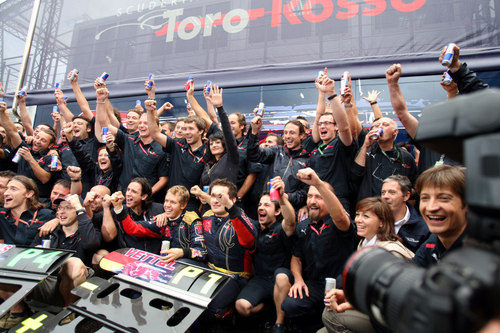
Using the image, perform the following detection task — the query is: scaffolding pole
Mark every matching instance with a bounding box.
[12,0,41,116]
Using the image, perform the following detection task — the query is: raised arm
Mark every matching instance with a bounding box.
[386,64,418,139]
[205,85,238,161]
[95,88,118,142]
[157,102,174,118]
[247,116,276,164]
[312,69,327,143]
[203,84,219,127]
[343,77,363,139]
[362,90,383,120]
[54,89,76,123]
[440,44,489,94]
[318,73,352,146]
[186,82,213,128]
[0,101,22,148]
[272,176,296,237]
[145,99,168,148]
[297,168,350,231]
[16,93,34,136]
[69,71,93,120]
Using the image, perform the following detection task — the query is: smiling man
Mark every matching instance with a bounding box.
[280,168,356,330]
[247,117,311,209]
[235,176,296,331]
[201,178,257,319]
[113,185,206,263]
[411,165,467,268]
[308,71,355,212]
[94,89,169,197]
[352,116,417,202]
[101,178,164,253]
[144,95,220,210]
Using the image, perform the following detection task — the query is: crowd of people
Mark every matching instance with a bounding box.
[0,44,489,331]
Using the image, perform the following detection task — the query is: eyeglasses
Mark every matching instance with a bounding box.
[318,121,336,127]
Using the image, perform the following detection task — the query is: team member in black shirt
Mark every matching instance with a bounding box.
[247,117,311,209]
[281,168,356,328]
[235,176,296,331]
[32,194,102,265]
[351,116,417,202]
[146,97,218,210]
[102,177,164,253]
[94,88,169,197]
[0,101,58,199]
[0,175,55,245]
[309,72,356,211]
[64,122,122,194]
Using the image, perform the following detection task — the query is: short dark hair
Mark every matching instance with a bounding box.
[72,116,91,130]
[38,127,57,145]
[284,119,306,135]
[161,121,176,132]
[266,133,284,146]
[0,170,16,181]
[210,178,237,199]
[184,115,206,132]
[54,179,71,190]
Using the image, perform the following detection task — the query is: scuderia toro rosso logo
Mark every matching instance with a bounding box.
[96,0,426,43]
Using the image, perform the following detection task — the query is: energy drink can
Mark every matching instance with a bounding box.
[340,71,349,95]
[370,128,383,140]
[136,100,141,106]
[55,82,61,90]
[269,182,280,201]
[161,240,170,253]
[11,152,21,163]
[205,81,211,94]
[50,155,58,169]
[441,43,456,67]
[256,102,265,117]
[98,72,109,83]
[102,127,109,142]
[324,278,336,306]
[18,86,27,96]
[317,70,324,79]
[442,70,452,86]
[69,69,79,82]
[52,106,59,113]
[203,186,210,193]
[147,74,154,88]
[42,240,51,248]
[184,77,193,90]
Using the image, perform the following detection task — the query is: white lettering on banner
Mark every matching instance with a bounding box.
[203,12,222,37]
[178,16,202,40]
[222,9,249,34]
[116,0,195,17]
[103,1,428,42]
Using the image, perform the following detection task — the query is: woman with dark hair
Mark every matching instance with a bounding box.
[318,197,413,333]
[200,85,239,186]
[354,197,414,258]
[0,175,55,246]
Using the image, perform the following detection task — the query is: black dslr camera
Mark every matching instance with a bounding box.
[342,89,500,333]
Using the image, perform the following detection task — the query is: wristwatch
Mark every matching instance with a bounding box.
[76,208,86,216]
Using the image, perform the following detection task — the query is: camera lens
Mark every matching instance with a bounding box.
[343,247,425,328]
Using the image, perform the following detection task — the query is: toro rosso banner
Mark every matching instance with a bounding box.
[27,0,500,103]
